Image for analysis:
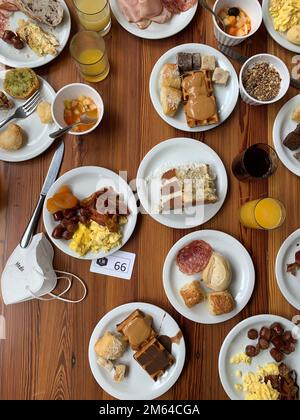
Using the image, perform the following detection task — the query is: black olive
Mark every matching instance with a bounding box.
[228,7,240,17]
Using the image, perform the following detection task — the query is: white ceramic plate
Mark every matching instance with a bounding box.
[276,229,300,310]
[109,0,198,40]
[43,166,138,260]
[149,43,239,132]
[163,230,255,324]
[88,302,186,400]
[262,0,300,54]
[137,138,228,229]
[0,71,56,162]
[273,95,300,177]
[219,315,300,400]
[0,0,71,68]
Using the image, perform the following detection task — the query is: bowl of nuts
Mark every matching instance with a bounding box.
[239,54,290,106]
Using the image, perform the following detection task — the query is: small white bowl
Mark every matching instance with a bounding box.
[51,83,104,136]
[239,54,290,106]
[213,0,262,46]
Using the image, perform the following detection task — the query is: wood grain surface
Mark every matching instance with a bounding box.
[0,0,299,400]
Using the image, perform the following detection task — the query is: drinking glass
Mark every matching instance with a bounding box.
[240,198,286,230]
[73,0,111,36]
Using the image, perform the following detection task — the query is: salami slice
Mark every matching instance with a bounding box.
[176,240,212,275]
[162,0,197,14]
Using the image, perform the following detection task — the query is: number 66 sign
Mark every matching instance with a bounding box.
[90,251,136,280]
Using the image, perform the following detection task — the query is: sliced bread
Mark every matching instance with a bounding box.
[4,68,40,100]
[15,0,64,27]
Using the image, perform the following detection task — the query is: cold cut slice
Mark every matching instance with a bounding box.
[162,0,197,14]
[176,240,212,275]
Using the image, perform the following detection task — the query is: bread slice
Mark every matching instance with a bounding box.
[4,68,40,100]
[207,291,235,316]
[15,0,64,27]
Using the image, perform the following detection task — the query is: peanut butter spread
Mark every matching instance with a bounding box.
[182,71,216,121]
[123,315,153,348]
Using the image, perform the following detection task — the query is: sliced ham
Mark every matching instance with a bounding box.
[117,0,172,28]
[162,0,197,14]
[151,7,172,24]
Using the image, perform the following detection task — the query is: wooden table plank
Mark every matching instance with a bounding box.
[0,0,299,400]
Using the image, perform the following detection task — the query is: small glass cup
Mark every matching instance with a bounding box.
[240,198,286,230]
[232,143,278,182]
[70,31,110,83]
[73,0,111,36]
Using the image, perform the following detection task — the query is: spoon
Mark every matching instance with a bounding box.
[199,0,226,32]
[50,114,98,139]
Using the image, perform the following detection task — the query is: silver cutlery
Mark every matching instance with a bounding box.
[199,0,226,32]
[49,113,98,139]
[218,43,300,90]
[0,90,41,130]
[20,140,65,249]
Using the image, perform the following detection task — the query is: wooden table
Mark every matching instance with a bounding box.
[0,0,299,400]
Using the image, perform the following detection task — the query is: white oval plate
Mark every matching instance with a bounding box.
[273,94,300,177]
[88,302,186,400]
[219,315,300,400]
[0,0,71,69]
[149,43,239,132]
[0,71,56,162]
[109,0,198,40]
[276,229,300,310]
[262,0,300,54]
[163,230,255,324]
[43,166,138,260]
[137,138,228,229]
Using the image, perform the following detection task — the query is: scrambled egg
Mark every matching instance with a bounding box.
[269,0,300,32]
[69,221,122,256]
[235,363,280,401]
[230,353,252,365]
[16,19,59,56]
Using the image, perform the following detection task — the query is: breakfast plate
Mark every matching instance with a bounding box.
[88,302,186,400]
[219,315,300,400]
[262,0,300,54]
[137,137,228,229]
[276,228,300,310]
[43,166,138,260]
[0,71,56,162]
[149,43,239,132]
[163,230,255,324]
[109,0,198,40]
[273,95,300,177]
[0,0,71,68]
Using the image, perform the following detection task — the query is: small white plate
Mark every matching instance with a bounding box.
[276,229,300,310]
[262,0,300,54]
[273,95,300,177]
[219,315,300,400]
[88,302,186,400]
[43,166,138,260]
[0,0,71,69]
[163,230,255,324]
[109,0,198,40]
[137,137,228,229]
[149,43,239,132]
[0,71,56,163]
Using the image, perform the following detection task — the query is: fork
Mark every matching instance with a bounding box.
[0,91,41,130]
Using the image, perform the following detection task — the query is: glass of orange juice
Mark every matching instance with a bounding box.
[70,31,110,83]
[73,0,111,36]
[240,198,286,230]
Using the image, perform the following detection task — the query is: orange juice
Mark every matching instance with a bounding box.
[74,0,111,35]
[78,48,110,82]
[240,198,286,230]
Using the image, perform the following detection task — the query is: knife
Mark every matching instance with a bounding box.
[218,43,300,90]
[20,140,65,249]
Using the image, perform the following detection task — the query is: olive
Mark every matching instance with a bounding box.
[228,7,240,17]
[12,36,24,50]
[2,30,15,44]
[53,211,64,222]
[62,230,74,240]
[52,225,65,239]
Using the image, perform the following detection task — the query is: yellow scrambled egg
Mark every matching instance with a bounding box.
[269,0,300,32]
[235,363,280,401]
[69,221,122,256]
[230,353,252,365]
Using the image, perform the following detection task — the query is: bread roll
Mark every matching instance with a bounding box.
[202,252,232,292]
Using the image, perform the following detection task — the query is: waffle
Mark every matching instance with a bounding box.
[182,70,219,128]
[134,337,175,381]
